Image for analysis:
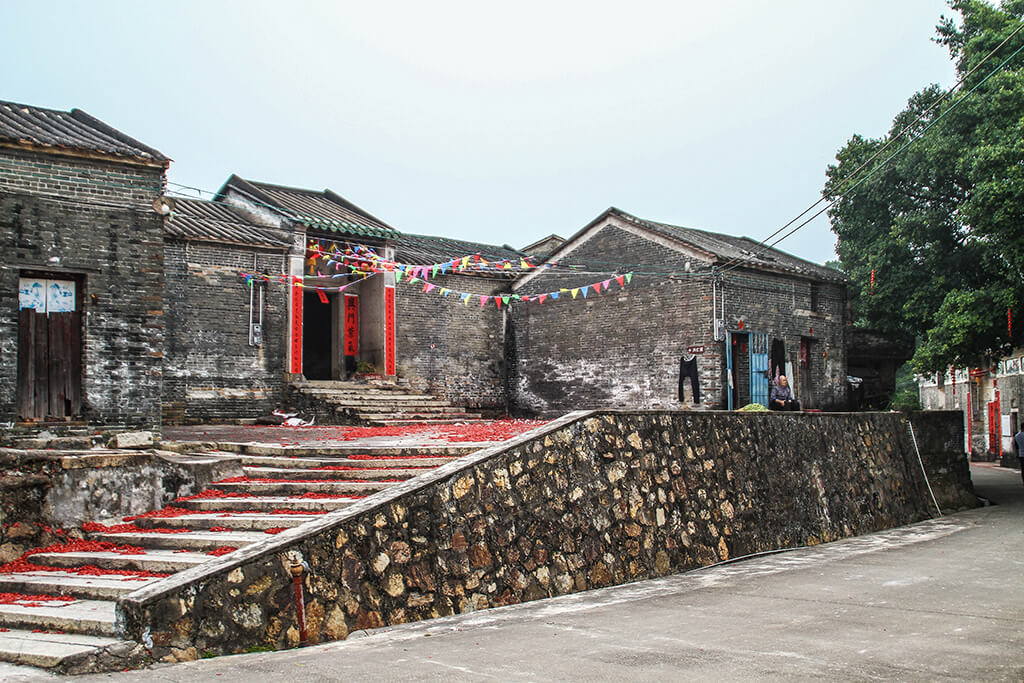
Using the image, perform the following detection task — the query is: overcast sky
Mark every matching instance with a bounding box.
[3,1,956,264]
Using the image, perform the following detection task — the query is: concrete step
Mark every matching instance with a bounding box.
[242,465,429,481]
[211,479,396,496]
[0,628,123,669]
[87,530,266,552]
[133,512,317,531]
[354,412,482,422]
[0,599,117,637]
[176,495,360,512]
[0,571,161,601]
[28,549,212,574]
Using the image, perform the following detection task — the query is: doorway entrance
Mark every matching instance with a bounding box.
[17,276,82,420]
[726,330,770,409]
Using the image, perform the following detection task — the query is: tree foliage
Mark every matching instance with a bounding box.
[824,0,1024,371]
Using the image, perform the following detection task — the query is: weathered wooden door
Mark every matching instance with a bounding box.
[17,278,82,420]
[749,332,770,406]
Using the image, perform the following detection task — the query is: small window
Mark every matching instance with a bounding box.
[810,283,820,312]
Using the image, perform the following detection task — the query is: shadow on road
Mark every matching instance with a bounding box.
[970,461,1023,507]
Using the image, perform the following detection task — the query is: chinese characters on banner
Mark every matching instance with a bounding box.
[344,295,359,356]
[289,282,303,373]
[385,286,396,376]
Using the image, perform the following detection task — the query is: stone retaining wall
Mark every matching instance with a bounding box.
[119,410,973,662]
[0,450,241,562]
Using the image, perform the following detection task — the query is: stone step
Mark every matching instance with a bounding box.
[176,495,360,512]
[242,465,429,481]
[28,549,212,574]
[332,403,463,413]
[133,512,317,531]
[87,530,266,552]
[211,479,396,496]
[0,628,123,669]
[0,599,117,637]
[0,571,161,601]
[301,392,451,403]
[220,453,457,469]
[361,417,488,426]
[354,412,482,422]
[210,444,479,457]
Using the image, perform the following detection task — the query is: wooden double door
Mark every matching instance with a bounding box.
[17,277,82,421]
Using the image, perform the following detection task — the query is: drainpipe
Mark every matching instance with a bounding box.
[288,551,308,646]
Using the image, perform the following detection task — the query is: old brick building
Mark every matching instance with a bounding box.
[0,101,169,426]
[1,100,853,426]
[509,208,849,414]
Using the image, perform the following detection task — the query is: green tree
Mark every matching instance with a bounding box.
[824,0,1024,371]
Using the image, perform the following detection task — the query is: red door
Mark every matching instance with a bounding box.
[17,278,81,420]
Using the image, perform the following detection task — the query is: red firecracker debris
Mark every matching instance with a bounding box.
[263,527,288,535]
[82,522,189,535]
[206,547,238,557]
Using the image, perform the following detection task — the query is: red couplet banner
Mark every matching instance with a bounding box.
[344,295,359,356]
[290,281,303,374]
[385,286,396,376]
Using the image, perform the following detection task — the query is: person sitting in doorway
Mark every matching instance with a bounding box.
[769,375,800,411]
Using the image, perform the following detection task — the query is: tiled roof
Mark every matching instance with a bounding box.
[611,208,845,282]
[164,198,290,249]
[396,233,524,267]
[222,176,400,240]
[0,100,168,162]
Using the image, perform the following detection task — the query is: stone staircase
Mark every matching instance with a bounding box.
[0,442,476,673]
[286,380,487,425]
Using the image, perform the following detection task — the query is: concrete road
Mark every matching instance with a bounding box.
[3,464,1022,682]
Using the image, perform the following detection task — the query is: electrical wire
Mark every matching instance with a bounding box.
[718,19,1024,274]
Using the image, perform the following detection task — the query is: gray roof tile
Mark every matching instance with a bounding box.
[0,100,168,162]
[165,198,290,249]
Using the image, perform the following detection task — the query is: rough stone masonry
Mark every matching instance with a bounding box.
[118,410,971,662]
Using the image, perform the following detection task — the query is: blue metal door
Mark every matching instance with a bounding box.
[749,332,769,407]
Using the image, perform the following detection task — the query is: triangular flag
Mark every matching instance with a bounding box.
[560,288,569,293]
[592,282,601,293]
[394,271,404,284]
[603,279,611,290]
[480,296,488,307]
[625,272,633,284]
[441,263,449,275]
[581,286,589,298]
[440,288,450,296]
[422,282,433,293]
[571,288,580,299]
[501,296,510,306]
[551,292,559,300]
[495,297,502,309]
[461,293,470,305]
[539,294,547,304]
[615,275,625,287]
[503,262,512,270]
[461,256,470,269]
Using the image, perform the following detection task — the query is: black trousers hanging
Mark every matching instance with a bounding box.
[679,357,701,404]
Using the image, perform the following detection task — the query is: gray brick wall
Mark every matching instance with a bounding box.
[162,241,287,424]
[395,273,511,410]
[0,148,167,426]
[509,223,848,414]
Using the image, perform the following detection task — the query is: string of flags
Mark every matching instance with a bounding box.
[239,240,635,307]
[396,270,634,308]
[304,241,548,277]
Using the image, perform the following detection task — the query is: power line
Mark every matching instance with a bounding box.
[717,19,1024,274]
